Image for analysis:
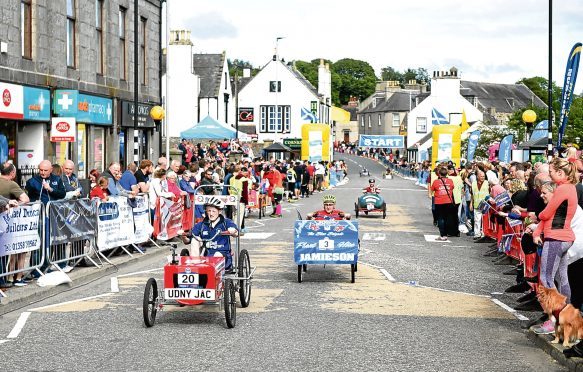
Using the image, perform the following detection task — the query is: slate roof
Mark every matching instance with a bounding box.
[360,92,416,114]
[192,53,225,97]
[460,80,547,113]
[285,63,318,96]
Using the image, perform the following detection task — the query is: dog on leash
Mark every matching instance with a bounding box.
[536,286,583,347]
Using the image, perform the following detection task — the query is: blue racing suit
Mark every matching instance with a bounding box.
[191,215,238,269]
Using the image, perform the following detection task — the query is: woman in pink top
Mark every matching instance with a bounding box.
[533,158,578,301]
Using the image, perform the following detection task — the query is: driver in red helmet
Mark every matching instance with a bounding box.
[306,195,351,220]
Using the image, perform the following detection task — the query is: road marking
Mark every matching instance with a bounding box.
[7,312,30,339]
[117,268,163,278]
[491,298,529,321]
[0,339,10,344]
[412,284,491,298]
[379,268,396,282]
[424,234,452,243]
[111,277,119,293]
[362,233,386,241]
[29,293,113,312]
[241,232,275,240]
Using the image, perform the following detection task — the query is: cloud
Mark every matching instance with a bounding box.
[182,12,238,39]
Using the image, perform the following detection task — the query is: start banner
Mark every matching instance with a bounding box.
[294,220,359,265]
[96,196,135,250]
[0,203,42,257]
[48,198,96,246]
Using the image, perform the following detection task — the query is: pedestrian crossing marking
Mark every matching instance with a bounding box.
[241,232,275,240]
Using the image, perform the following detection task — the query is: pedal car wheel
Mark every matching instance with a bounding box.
[224,280,237,328]
[354,203,359,218]
[180,248,190,256]
[238,249,251,308]
[350,264,356,283]
[297,265,303,283]
[382,203,387,219]
[142,278,158,327]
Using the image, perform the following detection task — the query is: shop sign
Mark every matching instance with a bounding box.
[54,90,112,125]
[51,117,76,142]
[120,101,155,128]
[310,101,318,115]
[283,138,302,150]
[23,87,50,121]
[0,82,24,120]
[238,108,254,122]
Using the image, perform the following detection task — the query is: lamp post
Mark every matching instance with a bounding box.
[150,105,165,128]
[522,109,537,142]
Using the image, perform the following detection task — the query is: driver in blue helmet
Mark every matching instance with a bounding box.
[191,196,239,270]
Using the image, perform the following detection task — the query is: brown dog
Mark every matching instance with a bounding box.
[536,286,583,347]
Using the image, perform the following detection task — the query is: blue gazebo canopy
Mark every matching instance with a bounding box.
[180,115,238,140]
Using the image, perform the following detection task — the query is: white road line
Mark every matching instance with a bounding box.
[380,268,396,282]
[241,232,275,240]
[29,293,113,312]
[110,277,119,293]
[7,312,31,339]
[412,284,491,298]
[491,298,529,321]
[117,268,163,278]
[359,261,382,269]
[0,339,11,344]
[362,233,386,241]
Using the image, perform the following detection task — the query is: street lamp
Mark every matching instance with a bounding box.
[150,105,165,128]
[522,109,537,141]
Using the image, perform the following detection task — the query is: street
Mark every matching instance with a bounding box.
[0,154,565,371]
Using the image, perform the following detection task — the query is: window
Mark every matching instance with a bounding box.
[96,0,104,74]
[368,116,371,128]
[224,72,227,90]
[21,0,32,59]
[361,116,364,127]
[260,105,290,133]
[66,0,76,67]
[378,114,382,126]
[392,113,400,127]
[269,81,281,92]
[140,17,147,84]
[119,7,126,80]
[416,117,427,133]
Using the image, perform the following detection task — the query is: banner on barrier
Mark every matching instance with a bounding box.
[293,220,359,264]
[96,196,134,250]
[132,195,153,244]
[156,197,184,241]
[48,199,96,245]
[0,203,42,257]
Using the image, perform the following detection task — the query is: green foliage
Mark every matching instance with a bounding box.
[227,59,260,78]
[465,123,510,160]
[381,66,402,82]
[332,58,377,105]
[380,66,430,86]
[506,104,549,142]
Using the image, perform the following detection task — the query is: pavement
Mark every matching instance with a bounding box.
[0,153,578,371]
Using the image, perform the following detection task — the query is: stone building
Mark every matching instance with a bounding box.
[0,0,162,181]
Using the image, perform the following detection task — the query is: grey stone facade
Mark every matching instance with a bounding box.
[0,0,162,166]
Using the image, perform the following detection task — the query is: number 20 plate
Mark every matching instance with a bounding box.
[178,273,199,285]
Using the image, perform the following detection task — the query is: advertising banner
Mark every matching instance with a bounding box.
[0,203,42,257]
[467,130,480,162]
[50,117,76,142]
[120,101,156,128]
[132,195,153,244]
[96,196,135,250]
[437,133,453,161]
[557,42,582,148]
[48,199,96,245]
[358,135,404,148]
[54,90,113,125]
[23,86,50,121]
[0,82,24,120]
[498,134,513,163]
[294,220,359,265]
[238,108,254,122]
[155,197,184,241]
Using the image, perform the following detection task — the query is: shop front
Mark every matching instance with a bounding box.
[283,137,302,160]
[52,90,113,177]
[0,82,51,185]
[119,100,158,166]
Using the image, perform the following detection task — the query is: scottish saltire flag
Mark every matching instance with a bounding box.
[467,130,480,162]
[301,107,317,123]
[494,191,511,207]
[431,108,448,125]
[557,42,582,148]
[529,120,548,142]
[498,134,513,163]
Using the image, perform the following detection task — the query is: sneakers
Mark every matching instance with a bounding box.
[13,279,27,287]
[62,265,74,273]
[532,319,555,335]
[435,236,448,241]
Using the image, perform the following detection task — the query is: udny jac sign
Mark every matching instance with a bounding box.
[50,117,76,142]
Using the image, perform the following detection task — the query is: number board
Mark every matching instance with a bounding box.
[194,194,239,206]
[293,220,359,265]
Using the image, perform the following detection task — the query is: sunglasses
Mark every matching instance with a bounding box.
[323,203,335,206]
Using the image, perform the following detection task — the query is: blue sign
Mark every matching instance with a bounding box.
[294,220,359,265]
[54,90,112,125]
[467,130,481,162]
[358,135,404,148]
[498,134,513,163]
[23,87,50,121]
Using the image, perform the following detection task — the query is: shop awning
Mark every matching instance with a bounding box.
[180,115,248,140]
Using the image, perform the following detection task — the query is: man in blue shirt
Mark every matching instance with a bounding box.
[62,160,83,199]
[25,160,66,204]
[191,196,239,270]
[119,163,139,194]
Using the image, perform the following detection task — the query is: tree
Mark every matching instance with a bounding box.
[462,122,509,160]
[332,58,377,105]
[381,66,402,82]
[227,59,259,78]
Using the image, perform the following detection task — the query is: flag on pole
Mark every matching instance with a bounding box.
[467,130,480,162]
[557,42,582,149]
[301,107,317,123]
[498,134,513,163]
[431,108,448,125]
[494,191,511,207]
[460,110,469,132]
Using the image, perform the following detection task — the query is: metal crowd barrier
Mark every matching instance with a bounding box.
[0,201,45,299]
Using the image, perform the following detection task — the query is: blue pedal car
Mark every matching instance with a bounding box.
[355,193,386,219]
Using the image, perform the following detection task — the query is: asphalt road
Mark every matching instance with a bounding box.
[0,153,566,371]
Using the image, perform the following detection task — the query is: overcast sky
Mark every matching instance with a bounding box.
[167,0,583,93]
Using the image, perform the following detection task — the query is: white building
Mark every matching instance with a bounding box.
[194,52,234,127]
[237,58,332,143]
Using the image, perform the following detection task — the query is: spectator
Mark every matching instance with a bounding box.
[148,168,175,224]
[264,164,283,217]
[178,138,188,165]
[90,177,110,201]
[166,171,187,199]
[25,160,66,204]
[314,161,325,191]
[119,162,139,195]
[200,168,218,195]
[89,169,100,189]
[430,166,455,241]
[61,159,83,199]
[135,159,153,193]
[102,162,132,197]
[156,157,168,171]
[169,159,180,174]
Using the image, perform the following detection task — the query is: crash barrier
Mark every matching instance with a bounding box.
[0,201,44,296]
[381,159,416,178]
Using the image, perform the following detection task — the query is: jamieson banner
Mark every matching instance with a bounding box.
[557,42,582,148]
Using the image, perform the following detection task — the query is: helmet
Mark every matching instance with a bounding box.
[204,196,224,210]
[368,178,375,184]
[322,195,336,204]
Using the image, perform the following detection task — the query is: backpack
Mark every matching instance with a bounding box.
[286,169,296,183]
